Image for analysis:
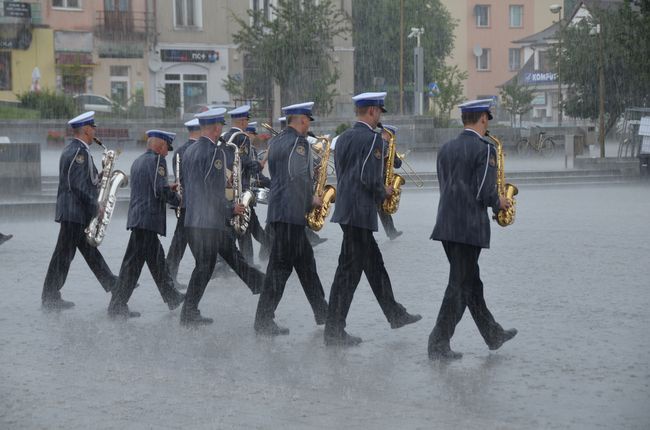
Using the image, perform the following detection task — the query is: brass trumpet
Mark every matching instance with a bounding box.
[261,122,278,136]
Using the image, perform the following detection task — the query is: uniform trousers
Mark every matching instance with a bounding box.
[255,222,328,325]
[184,227,265,311]
[109,228,181,311]
[428,241,504,348]
[166,208,187,281]
[42,221,116,301]
[237,207,269,263]
[325,224,407,334]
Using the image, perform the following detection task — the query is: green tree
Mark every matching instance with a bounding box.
[352,0,456,113]
[228,0,351,116]
[430,65,468,126]
[499,82,534,128]
[553,1,650,136]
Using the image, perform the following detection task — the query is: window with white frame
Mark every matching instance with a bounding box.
[510,5,523,28]
[509,48,521,71]
[175,0,202,28]
[476,48,490,71]
[475,5,490,27]
[52,0,81,9]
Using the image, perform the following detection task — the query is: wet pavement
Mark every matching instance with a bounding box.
[1,184,649,429]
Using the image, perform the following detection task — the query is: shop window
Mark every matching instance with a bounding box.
[0,52,11,90]
[53,0,81,9]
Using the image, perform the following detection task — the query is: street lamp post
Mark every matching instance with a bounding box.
[550,4,563,127]
[408,27,425,116]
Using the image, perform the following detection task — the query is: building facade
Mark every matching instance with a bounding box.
[0,0,55,101]
[440,0,558,109]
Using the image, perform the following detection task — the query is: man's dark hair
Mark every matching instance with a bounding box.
[354,106,372,116]
[287,114,300,124]
[461,111,486,126]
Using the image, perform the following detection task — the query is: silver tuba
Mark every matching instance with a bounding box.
[225,132,255,235]
[85,138,128,247]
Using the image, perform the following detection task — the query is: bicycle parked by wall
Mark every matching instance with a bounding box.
[516,128,557,156]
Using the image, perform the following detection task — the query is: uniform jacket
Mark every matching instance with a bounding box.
[331,121,386,232]
[55,138,100,225]
[266,127,313,226]
[182,136,232,230]
[171,138,196,209]
[430,129,500,249]
[126,149,179,236]
[223,127,261,190]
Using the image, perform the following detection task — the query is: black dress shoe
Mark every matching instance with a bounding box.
[428,344,463,361]
[180,309,214,326]
[390,312,422,329]
[388,231,403,240]
[0,233,13,246]
[107,305,141,319]
[42,297,75,310]
[324,330,362,347]
[488,328,518,351]
[167,293,185,311]
[254,320,290,336]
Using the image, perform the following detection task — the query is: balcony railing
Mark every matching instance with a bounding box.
[94,10,154,41]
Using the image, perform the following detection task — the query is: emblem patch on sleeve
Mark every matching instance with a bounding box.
[75,154,85,164]
[295,145,306,156]
[215,159,223,170]
[158,166,166,176]
[374,148,382,159]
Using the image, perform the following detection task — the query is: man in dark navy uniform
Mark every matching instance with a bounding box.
[166,118,201,289]
[428,99,517,360]
[325,93,421,346]
[180,108,265,326]
[42,111,118,310]
[107,130,185,318]
[254,102,329,336]
[223,106,269,265]
[377,124,403,240]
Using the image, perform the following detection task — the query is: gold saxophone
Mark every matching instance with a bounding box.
[85,137,128,247]
[381,127,405,214]
[485,131,518,227]
[225,131,255,235]
[306,136,336,231]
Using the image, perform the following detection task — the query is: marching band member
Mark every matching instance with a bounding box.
[428,99,517,360]
[42,111,118,310]
[180,108,264,326]
[223,106,269,265]
[108,130,185,318]
[325,93,421,346]
[254,102,328,336]
[166,118,201,289]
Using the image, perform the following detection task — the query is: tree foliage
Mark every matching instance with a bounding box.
[553,0,650,133]
[499,82,534,128]
[17,89,75,119]
[352,0,456,113]
[228,0,351,116]
[430,65,468,125]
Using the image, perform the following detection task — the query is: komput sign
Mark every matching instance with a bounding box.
[524,72,557,84]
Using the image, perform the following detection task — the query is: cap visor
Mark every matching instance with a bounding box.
[487,111,493,120]
[167,143,174,151]
[380,106,387,113]
[308,115,315,121]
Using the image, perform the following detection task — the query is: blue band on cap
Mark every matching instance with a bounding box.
[461,106,491,113]
[354,99,384,108]
[230,112,250,119]
[148,132,174,144]
[283,108,313,116]
[198,117,225,125]
[71,119,95,129]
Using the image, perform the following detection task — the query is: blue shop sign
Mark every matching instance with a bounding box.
[524,72,557,84]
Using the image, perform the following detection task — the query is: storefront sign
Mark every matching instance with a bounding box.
[160,49,219,63]
[3,2,31,18]
[524,72,557,84]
